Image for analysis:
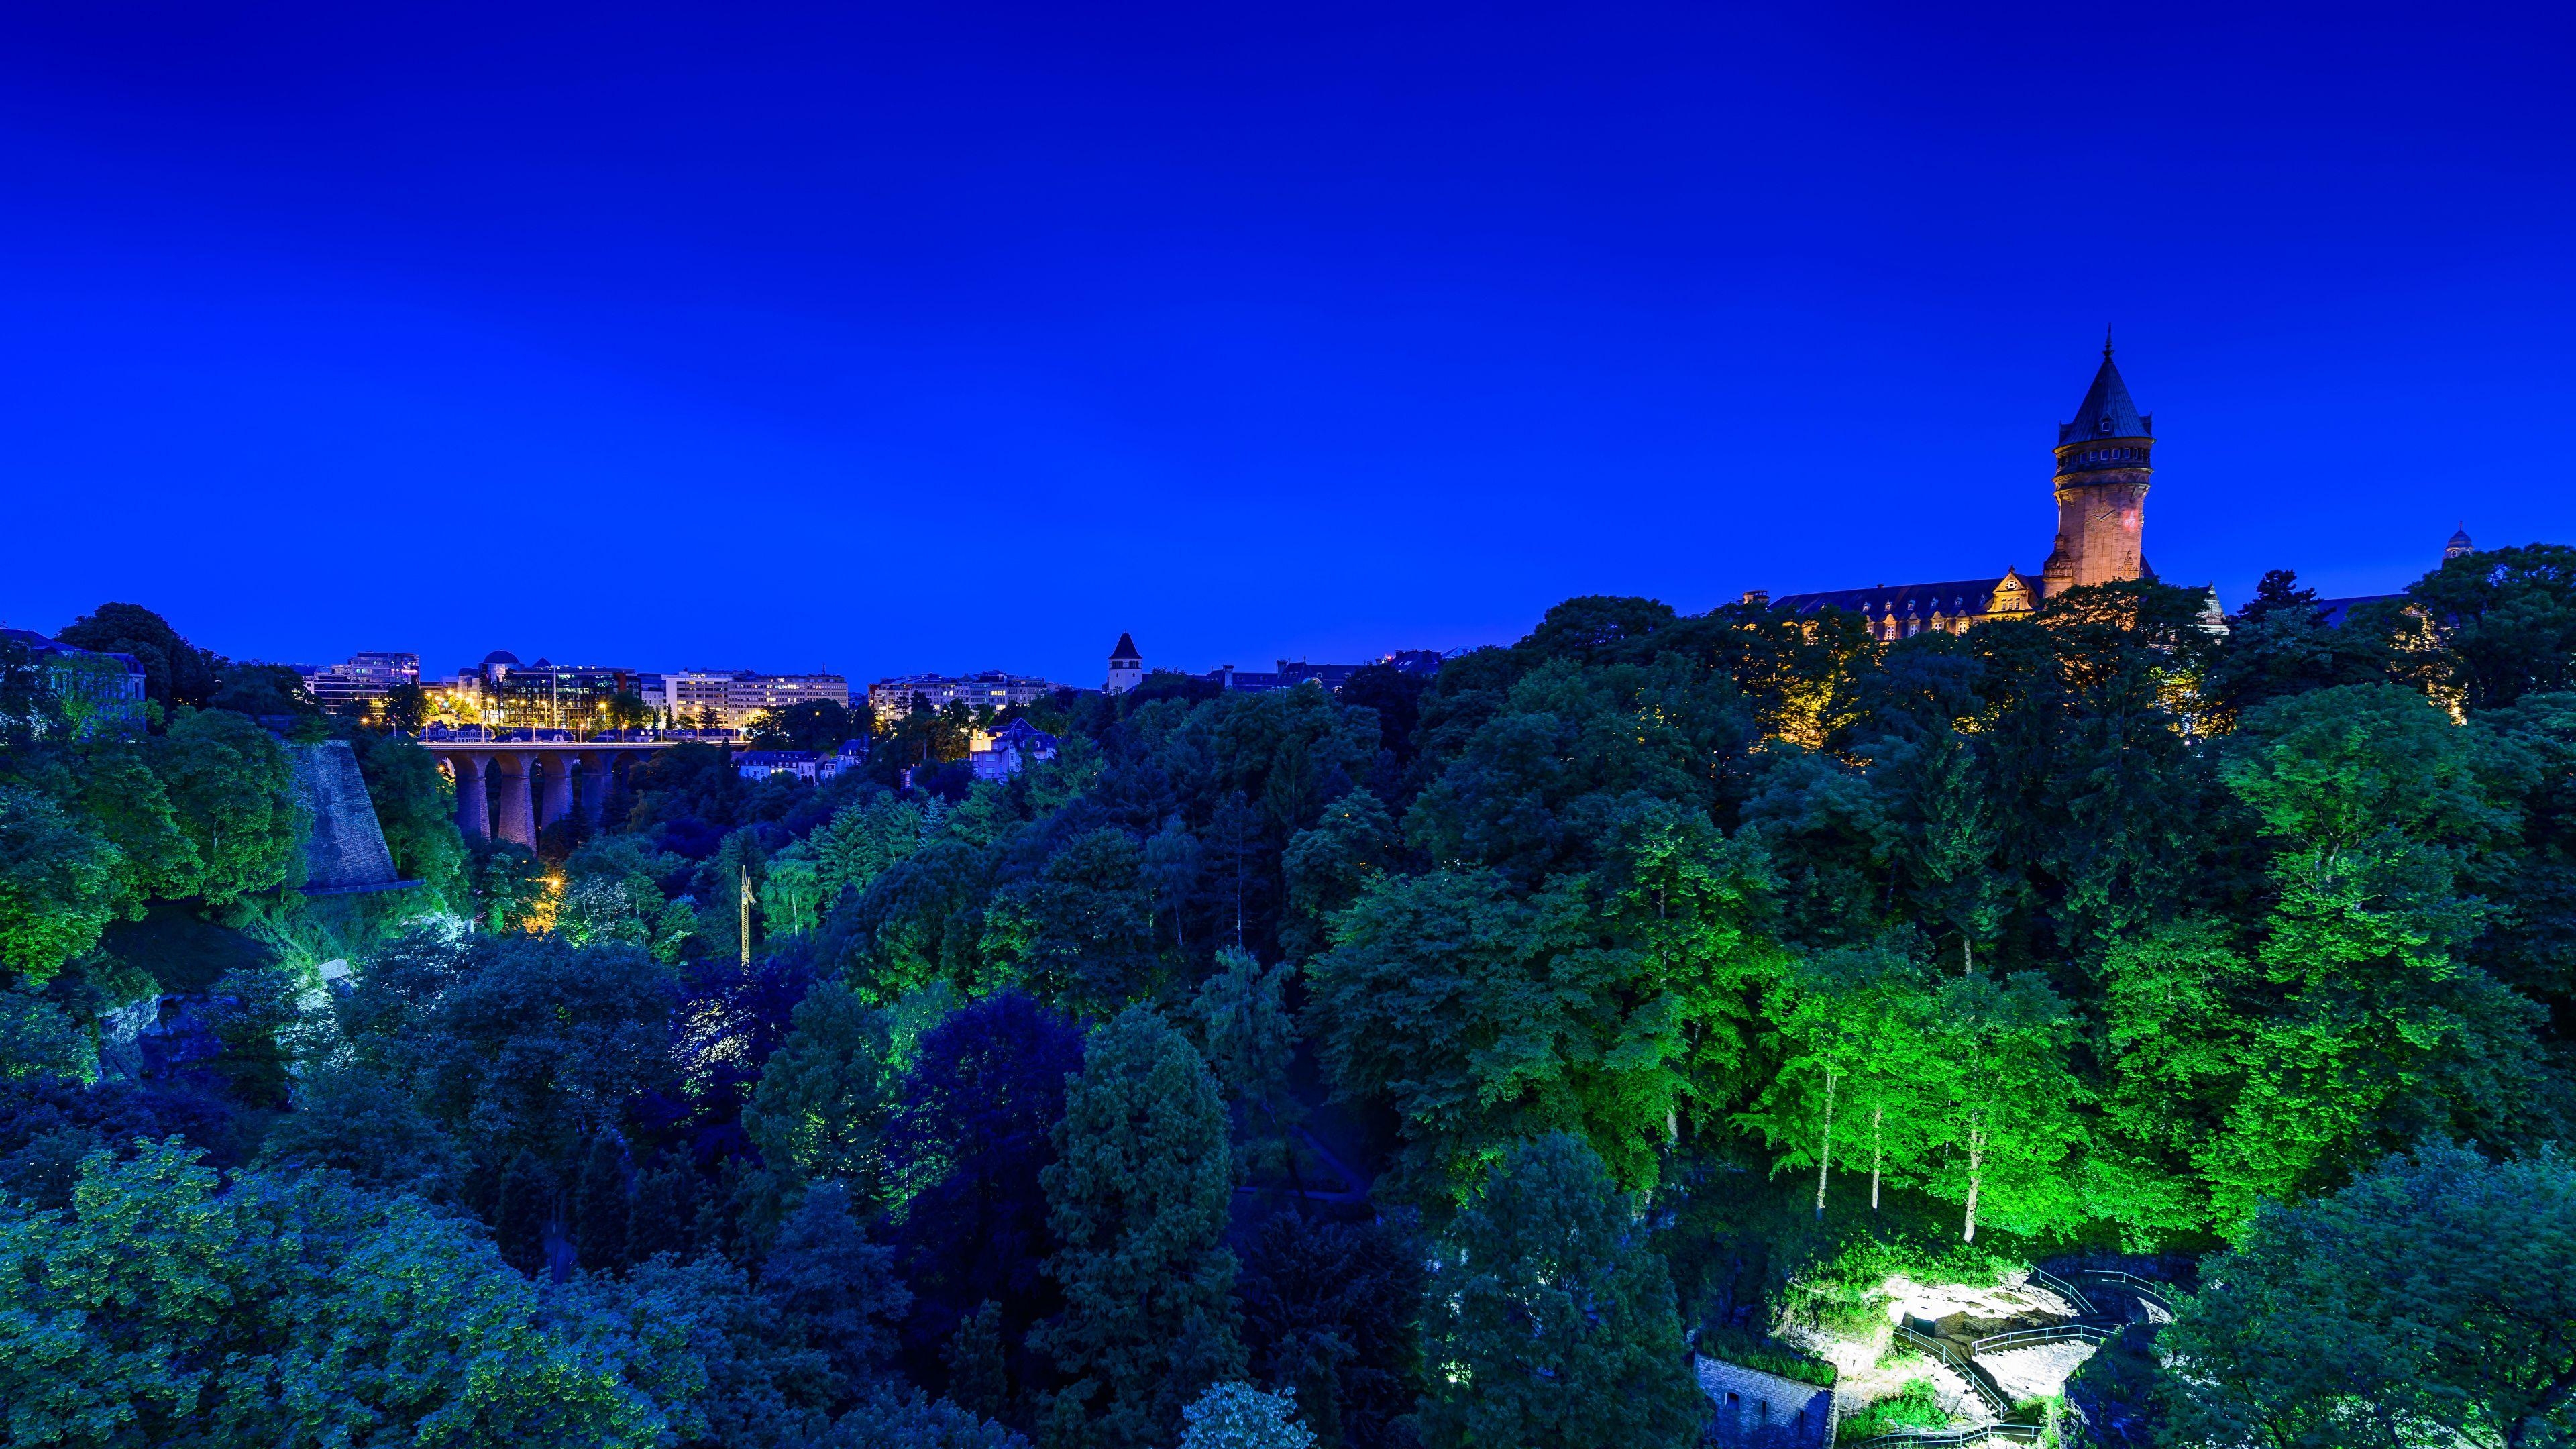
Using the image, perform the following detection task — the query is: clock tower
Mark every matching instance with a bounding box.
[2041,331,2153,593]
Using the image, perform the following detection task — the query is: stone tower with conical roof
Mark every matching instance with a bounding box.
[2042,331,2154,592]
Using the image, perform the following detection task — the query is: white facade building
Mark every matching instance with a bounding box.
[867,671,1060,720]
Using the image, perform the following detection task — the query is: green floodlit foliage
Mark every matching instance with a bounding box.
[9,559,2576,1444]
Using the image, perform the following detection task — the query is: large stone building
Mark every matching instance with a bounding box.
[1769,339,2204,638]
[1,627,148,735]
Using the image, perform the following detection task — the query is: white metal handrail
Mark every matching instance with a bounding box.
[1890,1324,2013,1419]
[2078,1267,2176,1316]
[2027,1265,2098,1318]
[1969,1322,2118,1354]
[1849,1424,2042,1449]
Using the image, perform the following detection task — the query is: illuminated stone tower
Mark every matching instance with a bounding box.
[2041,333,2153,594]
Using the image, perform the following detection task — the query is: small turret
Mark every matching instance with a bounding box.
[2445,525,2475,562]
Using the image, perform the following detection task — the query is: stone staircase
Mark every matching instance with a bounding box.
[1865,1267,2177,1449]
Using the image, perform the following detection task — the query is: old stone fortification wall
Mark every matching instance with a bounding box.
[1696,1354,1836,1448]
[290,740,400,890]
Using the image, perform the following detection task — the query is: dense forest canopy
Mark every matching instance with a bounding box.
[4,551,2575,1448]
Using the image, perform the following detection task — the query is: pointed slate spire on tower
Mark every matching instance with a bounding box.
[1110,632,1141,663]
[2058,328,2153,447]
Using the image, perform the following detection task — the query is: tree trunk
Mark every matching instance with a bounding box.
[1871,1105,1884,1211]
[1815,1068,1839,1220]
[1962,1118,1984,1242]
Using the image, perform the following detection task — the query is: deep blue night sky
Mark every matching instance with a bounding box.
[4,3,2571,687]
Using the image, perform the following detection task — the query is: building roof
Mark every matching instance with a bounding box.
[2,627,145,672]
[482,650,521,665]
[989,718,1058,748]
[2057,335,2152,445]
[1772,576,2015,619]
[1110,633,1140,661]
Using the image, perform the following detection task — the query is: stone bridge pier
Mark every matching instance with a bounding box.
[422,740,684,846]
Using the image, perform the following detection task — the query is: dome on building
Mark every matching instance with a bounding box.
[482,649,521,666]
[2445,526,2475,561]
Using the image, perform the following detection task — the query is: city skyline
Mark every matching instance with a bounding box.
[4,4,2570,686]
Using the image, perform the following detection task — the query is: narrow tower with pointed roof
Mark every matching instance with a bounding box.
[1105,633,1144,695]
[2042,329,2155,591]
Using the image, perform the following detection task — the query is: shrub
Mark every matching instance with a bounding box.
[1697,1322,1837,1389]
[1837,1379,1946,1442]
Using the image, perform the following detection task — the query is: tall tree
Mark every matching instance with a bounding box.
[1234,1214,1423,1449]
[1419,1132,1702,1449]
[1737,941,1942,1218]
[155,706,301,904]
[2161,1142,2576,1449]
[888,991,1083,1409]
[2384,542,2576,710]
[1919,969,2087,1242]
[54,602,220,710]
[1191,948,1303,1183]
[745,977,898,1199]
[765,1179,913,1395]
[0,785,121,987]
[1032,1007,1244,1449]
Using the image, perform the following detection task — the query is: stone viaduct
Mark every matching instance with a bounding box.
[420,739,686,847]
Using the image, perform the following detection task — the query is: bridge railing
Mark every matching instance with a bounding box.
[1890,1324,2012,1419]
[1968,1322,2118,1354]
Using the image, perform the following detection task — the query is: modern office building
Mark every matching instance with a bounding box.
[486,659,643,730]
[309,651,421,715]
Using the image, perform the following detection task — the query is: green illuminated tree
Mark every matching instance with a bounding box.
[746,977,899,1199]
[0,785,121,987]
[0,1139,694,1446]
[156,706,301,904]
[1919,969,2087,1242]
[1738,941,1943,1218]
[68,742,201,912]
[760,841,825,938]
